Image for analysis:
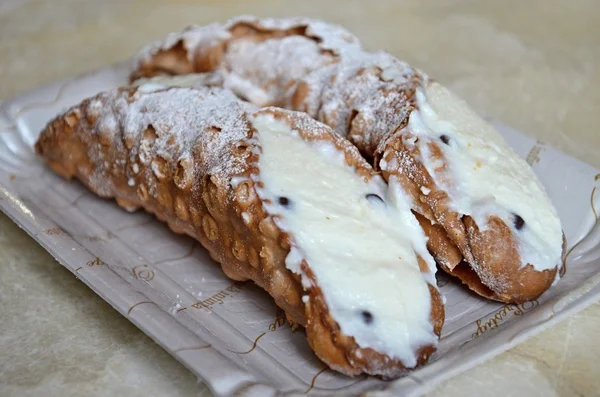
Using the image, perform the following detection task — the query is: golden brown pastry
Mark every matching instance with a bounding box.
[131,16,565,303]
[35,83,443,378]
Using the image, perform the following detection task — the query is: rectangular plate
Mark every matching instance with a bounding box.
[1,63,599,397]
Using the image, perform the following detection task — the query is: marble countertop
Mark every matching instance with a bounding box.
[1,1,599,396]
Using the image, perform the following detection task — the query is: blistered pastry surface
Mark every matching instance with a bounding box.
[131,16,564,302]
[34,81,444,377]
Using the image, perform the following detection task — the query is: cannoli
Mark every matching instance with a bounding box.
[35,83,443,377]
[130,16,565,303]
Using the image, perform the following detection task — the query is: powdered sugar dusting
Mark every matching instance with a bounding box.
[75,86,258,198]
[132,73,224,91]
[311,52,422,155]
[223,35,335,107]
[135,16,360,72]
[230,16,360,53]
[134,16,422,158]
[139,22,229,64]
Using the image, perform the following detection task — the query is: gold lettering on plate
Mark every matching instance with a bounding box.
[173,344,211,353]
[127,300,154,316]
[42,227,66,236]
[191,283,244,312]
[229,332,267,355]
[86,257,105,267]
[305,367,329,394]
[231,309,289,355]
[472,300,539,339]
[525,141,545,166]
[269,309,286,331]
[132,265,155,281]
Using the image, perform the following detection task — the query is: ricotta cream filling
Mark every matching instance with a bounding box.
[251,113,438,367]
[406,81,563,272]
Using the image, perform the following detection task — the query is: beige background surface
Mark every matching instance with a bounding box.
[0,1,599,396]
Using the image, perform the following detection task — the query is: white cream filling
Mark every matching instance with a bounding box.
[405,81,563,272]
[251,113,438,367]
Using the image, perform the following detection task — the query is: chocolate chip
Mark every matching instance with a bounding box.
[440,135,450,145]
[513,214,525,230]
[278,197,291,207]
[361,311,374,325]
[366,193,384,204]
